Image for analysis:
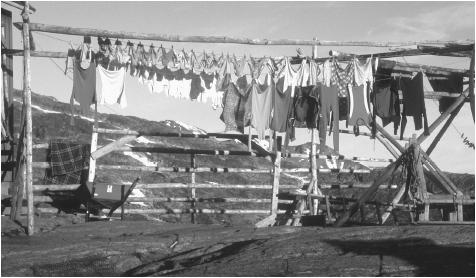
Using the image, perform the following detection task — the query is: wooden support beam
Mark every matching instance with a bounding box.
[420,151,462,196]
[426,102,464,155]
[333,148,408,227]
[14,22,470,47]
[21,2,34,236]
[87,131,98,183]
[417,91,468,145]
[380,183,407,224]
[2,49,67,58]
[90,135,137,160]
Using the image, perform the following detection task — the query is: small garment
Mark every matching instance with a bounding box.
[331,59,354,97]
[318,84,340,153]
[71,58,96,114]
[353,58,373,87]
[399,72,429,138]
[338,96,349,122]
[348,84,371,126]
[292,86,319,129]
[97,65,127,108]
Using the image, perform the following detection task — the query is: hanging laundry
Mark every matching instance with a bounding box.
[295,59,310,87]
[309,60,320,86]
[428,73,464,113]
[221,83,246,132]
[318,84,340,153]
[249,78,273,139]
[70,56,96,115]
[331,59,354,97]
[270,76,294,133]
[399,72,429,138]
[189,74,204,100]
[348,84,371,126]
[321,59,332,87]
[372,78,401,135]
[97,64,127,108]
[353,57,373,87]
[292,85,319,129]
[275,57,299,97]
[234,55,253,95]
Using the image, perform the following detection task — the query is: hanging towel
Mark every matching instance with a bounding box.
[97,64,127,108]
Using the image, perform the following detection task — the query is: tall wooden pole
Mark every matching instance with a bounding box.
[21,2,34,236]
[469,47,474,122]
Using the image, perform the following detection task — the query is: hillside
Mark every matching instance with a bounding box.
[6,90,475,225]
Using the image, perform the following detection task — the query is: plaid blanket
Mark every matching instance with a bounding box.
[44,140,91,185]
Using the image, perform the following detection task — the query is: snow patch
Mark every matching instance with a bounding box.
[252,138,270,151]
[174,120,206,135]
[136,136,155,144]
[282,173,309,186]
[123,151,156,167]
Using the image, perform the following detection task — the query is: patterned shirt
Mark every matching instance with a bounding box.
[331,60,354,97]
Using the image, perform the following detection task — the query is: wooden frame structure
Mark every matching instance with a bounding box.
[5,1,474,234]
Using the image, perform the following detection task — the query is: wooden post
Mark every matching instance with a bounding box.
[190,154,196,224]
[469,47,474,122]
[248,126,252,152]
[411,134,429,221]
[271,134,281,216]
[309,128,320,215]
[426,102,464,156]
[254,134,281,228]
[21,2,34,236]
[325,195,332,224]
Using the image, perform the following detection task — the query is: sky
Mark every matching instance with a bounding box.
[5,1,475,173]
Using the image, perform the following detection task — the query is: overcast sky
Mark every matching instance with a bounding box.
[7,1,475,173]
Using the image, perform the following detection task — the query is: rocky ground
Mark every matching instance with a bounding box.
[1,216,474,277]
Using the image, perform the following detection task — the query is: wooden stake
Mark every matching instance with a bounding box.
[21,2,34,236]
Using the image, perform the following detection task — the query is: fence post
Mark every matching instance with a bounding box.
[21,2,34,235]
[190,154,196,224]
